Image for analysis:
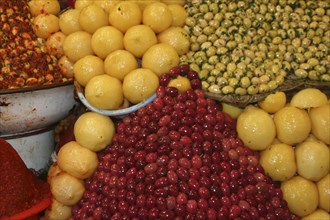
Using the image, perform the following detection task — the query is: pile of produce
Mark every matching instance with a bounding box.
[45,0,190,111]
[19,0,329,219]
[47,66,300,220]
[235,88,329,218]
[0,0,72,90]
[181,0,329,104]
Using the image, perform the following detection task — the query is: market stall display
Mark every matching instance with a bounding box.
[0,0,76,174]
[0,0,329,219]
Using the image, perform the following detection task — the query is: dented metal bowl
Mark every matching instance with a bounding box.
[0,82,78,135]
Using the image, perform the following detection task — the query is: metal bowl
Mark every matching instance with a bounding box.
[3,126,56,175]
[0,81,78,135]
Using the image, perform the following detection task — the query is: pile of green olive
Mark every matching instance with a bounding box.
[180,0,329,95]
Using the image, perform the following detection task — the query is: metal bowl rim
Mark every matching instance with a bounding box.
[0,81,73,95]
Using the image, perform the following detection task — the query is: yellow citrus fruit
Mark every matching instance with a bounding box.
[290,88,328,109]
[74,112,115,152]
[143,2,172,33]
[221,103,243,119]
[237,105,276,151]
[79,4,108,34]
[47,163,62,184]
[63,31,93,62]
[157,27,190,55]
[168,75,191,93]
[317,174,330,212]
[46,31,66,58]
[50,171,85,206]
[161,0,186,5]
[274,106,311,145]
[45,198,72,220]
[91,26,124,59]
[104,50,138,81]
[32,14,60,39]
[74,0,93,10]
[85,74,124,110]
[93,0,117,12]
[258,91,287,114]
[28,0,61,16]
[57,141,99,179]
[309,103,330,144]
[123,24,158,58]
[168,4,188,27]
[142,43,180,76]
[281,176,319,217]
[109,1,142,33]
[73,55,104,87]
[123,68,159,104]
[295,139,330,181]
[259,143,296,181]
[301,209,330,220]
[59,9,82,35]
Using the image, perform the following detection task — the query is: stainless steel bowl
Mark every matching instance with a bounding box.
[0,82,78,135]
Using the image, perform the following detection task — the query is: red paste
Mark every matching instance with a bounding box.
[0,138,51,219]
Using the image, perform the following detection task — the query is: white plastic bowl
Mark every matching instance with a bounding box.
[75,82,156,118]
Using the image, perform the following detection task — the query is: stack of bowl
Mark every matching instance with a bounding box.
[0,82,77,174]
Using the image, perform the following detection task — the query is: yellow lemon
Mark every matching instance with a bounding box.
[79,4,108,34]
[123,24,158,58]
[63,31,93,62]
[74,112,115,152]
[295,139,330,181]
[317,174,330,212]
[123,68,159,104]
[91,26,124,59]
[32,14,60,39]
[258,91,286,114]
[161,0,186,5]
[45,198,72,220]
[74,0,93,10]
[290,88,328,109]
[237,105,276,151]
[59,8,82,35]
[50,172,85,206]
[57,141,99,179]
[104,50,138,81]
[142,43,180,76]
[309,103,330,144]
[109,1,142,33]
[301,209,330,220]
[28,0,61,16]
[85,74,124,110]
[120,0,161,11]
[73,55,104,87]
[143,2,172,33]
[168,75,191,93]
[281,176,319,217]
[93,0,117,12]
[47,162,62,184]
[259,143,296,181]
[221,103,243,119]
[157,27,190,55]
[168,4,188,27]
[274,106,311,145]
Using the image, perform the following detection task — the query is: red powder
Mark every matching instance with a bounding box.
[0,138,51,219]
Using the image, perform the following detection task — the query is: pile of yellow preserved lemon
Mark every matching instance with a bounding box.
[30,0,191,111]
[226,88,329,219]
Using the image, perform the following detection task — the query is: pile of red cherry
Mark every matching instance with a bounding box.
[70,65,298,220]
